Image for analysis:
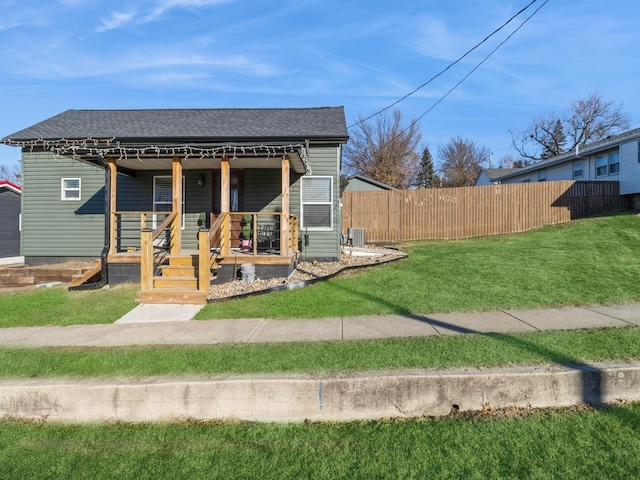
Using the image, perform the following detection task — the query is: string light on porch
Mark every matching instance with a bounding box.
[2,137,311,173]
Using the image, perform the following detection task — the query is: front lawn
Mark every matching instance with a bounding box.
[197,212,640,319]
[0,284,138,328]
[1,213,640,327]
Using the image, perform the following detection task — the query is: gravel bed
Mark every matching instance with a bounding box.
[209,248,406,300]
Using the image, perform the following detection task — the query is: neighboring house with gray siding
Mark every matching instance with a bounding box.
[475,128,640,204]
[343,175,397,192]
[1,108,349,289]
[0,180,21,258]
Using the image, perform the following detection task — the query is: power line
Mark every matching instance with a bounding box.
[348,0,541,130]
[344,0,550,182]
[409,0,549,128]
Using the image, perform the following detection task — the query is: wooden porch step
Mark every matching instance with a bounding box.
[159,264,196,277]
[71,260,102,287]
[153,276,198,290]
[136,289,208,305]
[169,255,198,266]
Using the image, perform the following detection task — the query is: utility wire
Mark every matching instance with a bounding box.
[409,0,549,128]
[348,0,540,130]
[345,0,549,175]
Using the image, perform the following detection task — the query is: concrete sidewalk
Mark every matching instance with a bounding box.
[0,303,639,348]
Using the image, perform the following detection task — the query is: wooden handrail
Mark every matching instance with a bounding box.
[209,212,228,239]
[152,211,177,241]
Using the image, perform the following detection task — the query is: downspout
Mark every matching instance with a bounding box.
[69,153,110,290]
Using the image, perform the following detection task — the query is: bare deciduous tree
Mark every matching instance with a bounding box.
[510,93,630,162]
[343,109,421,189]
[0,161,21,185]
[438,137,490,187]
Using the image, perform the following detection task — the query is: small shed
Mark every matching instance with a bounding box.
[0,180,21,258]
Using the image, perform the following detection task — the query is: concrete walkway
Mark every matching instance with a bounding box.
[0,303,639,348]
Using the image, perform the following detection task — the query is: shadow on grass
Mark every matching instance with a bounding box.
[323,278,639,427]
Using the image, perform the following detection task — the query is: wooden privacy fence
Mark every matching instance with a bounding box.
[342,181,623,242]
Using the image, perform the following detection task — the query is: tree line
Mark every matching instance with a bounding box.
[343,93,630,189]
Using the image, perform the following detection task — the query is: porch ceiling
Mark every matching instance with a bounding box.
[116,152,305,173]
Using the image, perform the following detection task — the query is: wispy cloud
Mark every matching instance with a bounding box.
[96,11,136,33]
[144,0,233,22]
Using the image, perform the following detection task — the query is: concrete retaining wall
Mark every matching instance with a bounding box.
[1,363,639,423]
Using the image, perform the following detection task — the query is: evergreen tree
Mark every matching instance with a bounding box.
[416,146,440,188]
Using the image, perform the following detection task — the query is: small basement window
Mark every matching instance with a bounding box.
[61,178,81,200]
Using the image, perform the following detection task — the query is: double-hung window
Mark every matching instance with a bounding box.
[301,176,333,230]
[572,161,583,179]
[596,152,620,177]
[61,178,81,200]
[596,155,608,176]
[609,151,620,174]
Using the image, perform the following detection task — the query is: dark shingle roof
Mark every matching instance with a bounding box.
[2,107,348,143]
[480,168,521,181]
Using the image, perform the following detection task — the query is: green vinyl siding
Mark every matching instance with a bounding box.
[297,145,341,260]
[116,170,213,251]
[243,145,342,260]
[21,152,104,258]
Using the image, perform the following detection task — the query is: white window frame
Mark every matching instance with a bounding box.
[572,161,583,179]
[300,176,333,231]
[153,176,185,229]
[61,178,81,201]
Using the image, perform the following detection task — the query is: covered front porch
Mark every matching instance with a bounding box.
[101,146,304,304]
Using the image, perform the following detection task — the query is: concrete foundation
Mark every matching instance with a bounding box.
[1,362,639,423]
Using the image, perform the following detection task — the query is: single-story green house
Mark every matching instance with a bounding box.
[1,107,349,303]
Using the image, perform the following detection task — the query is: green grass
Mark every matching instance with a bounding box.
[0,284,138,327]
[196,212,640,319]
[2,213,640,327]
[1,327,639,378]
[2,403,640,479]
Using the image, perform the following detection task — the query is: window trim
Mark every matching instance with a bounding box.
[537,170,547,182]
[61,178,81,201]
[300,176,334,231]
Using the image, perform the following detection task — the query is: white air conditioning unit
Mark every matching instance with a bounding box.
[348,228,366,247]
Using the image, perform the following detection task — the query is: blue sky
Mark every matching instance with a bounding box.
[1,0,640,172]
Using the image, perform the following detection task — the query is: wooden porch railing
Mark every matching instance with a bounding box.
[111,211,174,254]
[140,211,177,291]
